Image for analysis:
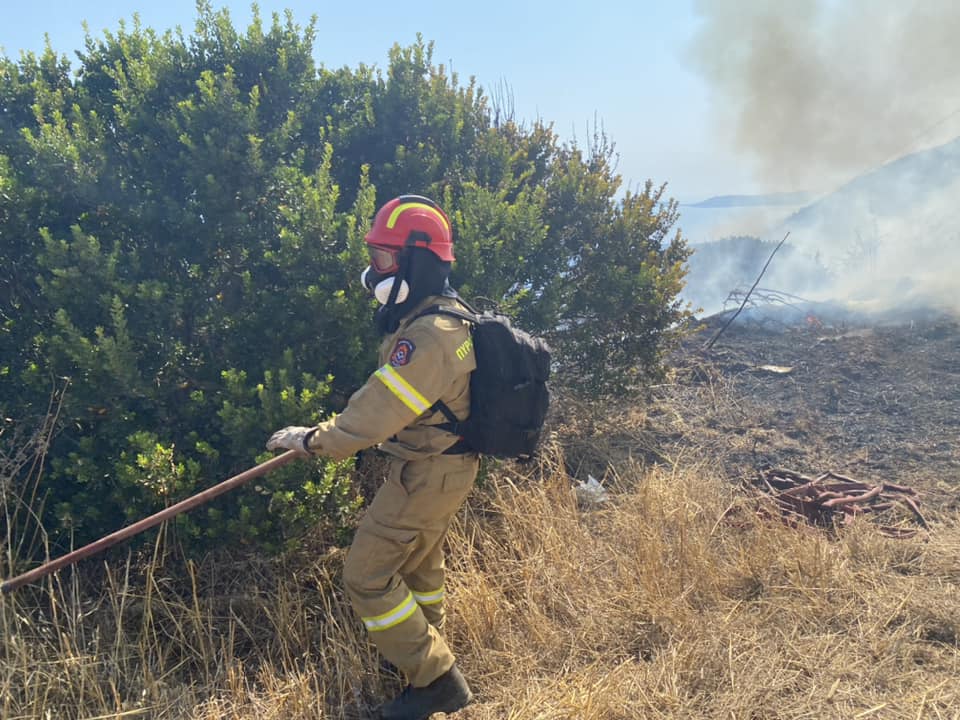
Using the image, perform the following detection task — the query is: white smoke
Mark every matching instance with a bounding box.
[689,0,960,192]
[685,0,960,318]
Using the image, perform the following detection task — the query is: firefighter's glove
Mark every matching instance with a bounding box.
[266,426,317,455]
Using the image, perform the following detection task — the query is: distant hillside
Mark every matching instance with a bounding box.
[684,191,813,209]
[775,135,960,236]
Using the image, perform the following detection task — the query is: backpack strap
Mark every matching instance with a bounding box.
[412,305,477,325]
[431,398,461,429]
[411,303,477,431]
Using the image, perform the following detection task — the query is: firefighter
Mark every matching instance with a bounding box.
[266,195,477,719]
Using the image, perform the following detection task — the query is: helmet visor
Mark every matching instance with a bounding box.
[368,245,400,274]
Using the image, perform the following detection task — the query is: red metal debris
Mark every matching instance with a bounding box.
[728,467,928,539]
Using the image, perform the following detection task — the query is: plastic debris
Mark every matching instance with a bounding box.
[575,475,610,507]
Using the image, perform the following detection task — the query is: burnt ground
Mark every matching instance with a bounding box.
[589,306,960,523]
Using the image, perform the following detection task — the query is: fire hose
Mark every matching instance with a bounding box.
[1,449,300,594]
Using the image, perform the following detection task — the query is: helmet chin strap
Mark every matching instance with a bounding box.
[383,250,409,308]
[374,276,409,304]
[372,250,413,336]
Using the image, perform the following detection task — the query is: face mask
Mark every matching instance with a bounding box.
[361,266,409,305]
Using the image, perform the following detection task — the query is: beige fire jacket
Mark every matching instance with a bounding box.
[304,295,476,461]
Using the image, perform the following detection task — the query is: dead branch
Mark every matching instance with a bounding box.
[704,232,791,351]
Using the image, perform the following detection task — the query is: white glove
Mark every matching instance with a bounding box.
[266,426,315,454]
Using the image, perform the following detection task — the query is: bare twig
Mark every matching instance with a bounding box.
[704,232,791,351]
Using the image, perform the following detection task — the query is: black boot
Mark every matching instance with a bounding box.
[378,664,473,720]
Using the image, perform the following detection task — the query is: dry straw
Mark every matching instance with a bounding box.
[2,407,958,718]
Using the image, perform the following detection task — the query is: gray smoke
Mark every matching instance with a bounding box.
[686,0,960,318]
[690,0,960,192]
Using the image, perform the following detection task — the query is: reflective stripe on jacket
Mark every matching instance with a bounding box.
[305,295,475,460]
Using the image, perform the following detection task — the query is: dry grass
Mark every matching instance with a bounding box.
[447,446,960,719]
[2,427,959,719]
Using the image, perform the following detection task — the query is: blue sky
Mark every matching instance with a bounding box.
[0,0,753,203]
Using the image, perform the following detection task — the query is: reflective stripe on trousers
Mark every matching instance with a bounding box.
[343,453,478,687]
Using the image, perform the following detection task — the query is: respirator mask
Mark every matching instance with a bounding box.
[361,265,409,305]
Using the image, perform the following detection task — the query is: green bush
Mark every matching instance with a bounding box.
[0,4,691,555]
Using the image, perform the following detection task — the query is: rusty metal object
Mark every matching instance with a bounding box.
[730,467,928,539]
[1,450,302,593]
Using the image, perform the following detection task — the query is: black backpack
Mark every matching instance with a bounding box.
[416,302,551,460]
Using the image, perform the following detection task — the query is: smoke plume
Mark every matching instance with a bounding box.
[686,0,960,319]
[690,0,960,193]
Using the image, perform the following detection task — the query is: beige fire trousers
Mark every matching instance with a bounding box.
[343,452,479,687]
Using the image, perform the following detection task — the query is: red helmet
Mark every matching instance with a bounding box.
[365,195,454,271]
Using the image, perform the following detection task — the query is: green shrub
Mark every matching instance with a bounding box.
[0,5,691,555]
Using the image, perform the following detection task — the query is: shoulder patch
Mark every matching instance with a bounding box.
[389,338,416,367]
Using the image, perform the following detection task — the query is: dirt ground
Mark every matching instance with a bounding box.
[631,305,960,523]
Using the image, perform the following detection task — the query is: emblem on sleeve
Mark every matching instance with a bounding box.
[389,338,416,367]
